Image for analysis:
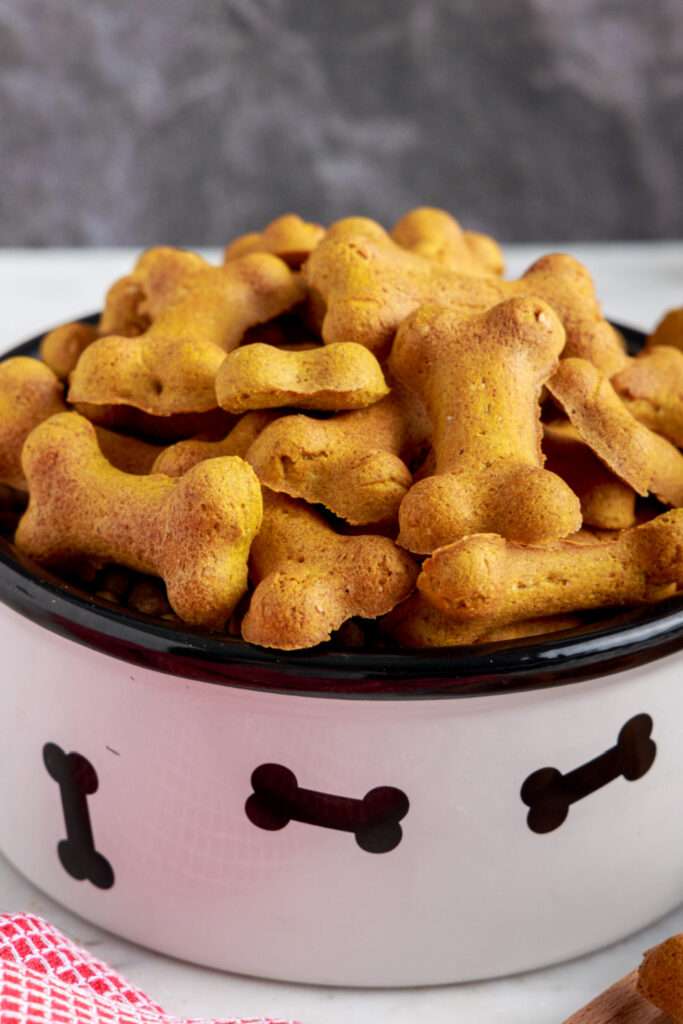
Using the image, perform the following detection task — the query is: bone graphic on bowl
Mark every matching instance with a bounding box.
[245,763,409,853]
[43,743,114,889]
[521,714,656,834]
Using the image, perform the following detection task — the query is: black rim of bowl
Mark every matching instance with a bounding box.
[2,317,683,701]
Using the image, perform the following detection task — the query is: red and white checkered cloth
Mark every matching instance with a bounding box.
[0,914,298,1024]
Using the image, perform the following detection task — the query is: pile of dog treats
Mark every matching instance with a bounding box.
[2,208,683,651]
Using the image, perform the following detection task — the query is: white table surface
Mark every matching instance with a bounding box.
[1,242,683,1023]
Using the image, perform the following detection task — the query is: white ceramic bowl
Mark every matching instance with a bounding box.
[2,323,683,987]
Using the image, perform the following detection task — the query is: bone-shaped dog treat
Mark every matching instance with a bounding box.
[548,357,683,506]
[75,400,235,443]
[389,298,582,551]
[0,356,162,482]
[16,412,262,627]
[391,206,504,275]
[41,275,152,379]
[245,763,409,853]
[93,427,164,475]
[647,307,683,353]
[611,345,683,447]
[638,934,683,1021]
[98,272,152,336]
[418,510,683,623]
[215,341,389,413]
[69,251,305,415]
[225,213,325,268]
[521,714,656,833]
[305,217,626,370]
[127,245,208,317]
[241,491,418,649]
[127,577,173,618]
[0,358,66,489]
[543,419,636,530]
[381,591,582,648]
[43,742,114,889]
[152,411,275,477]
[245,388,429,525]
[40,322,99,380]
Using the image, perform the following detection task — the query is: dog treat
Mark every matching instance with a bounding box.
[381,591,582,648]
[74,401,235,443]
[94,565,132,604]
[0,357,66,489]
[16,412,262,627]
[41,274,153,380]
[305,217,625,370]
[548,357,683,506]
[647,307,683,352]
[98,273,151,337]
[543,420,637,530]
[638,935,683,1021]
[94,428,163,475]
[390,298,582,552]
[215,341,388,413]
[7,213,683,655]
[418,510,683,625]
[152,411,275,477]
[391,207,504,275]
[69,251,305,415]
[224,213,325,268]
[129,246,208,316]
[246,388,429,524]
[611,345,683,447]
[241,491,417,649]
[127,577,173,618]
[40,322,98,380]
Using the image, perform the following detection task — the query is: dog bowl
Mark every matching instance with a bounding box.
[1,322,683,987]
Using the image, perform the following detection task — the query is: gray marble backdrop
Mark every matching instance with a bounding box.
[2,0,682,245]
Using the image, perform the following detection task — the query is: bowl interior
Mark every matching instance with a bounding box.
[2,318,683,699]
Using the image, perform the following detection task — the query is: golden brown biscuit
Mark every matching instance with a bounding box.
[152,411,276,477]
[612,345,683,447]
[418,510,683,624]
[542,419,637,530]
[215,341,388,413]
[389,298,582,552]
[548,357,683,506]
[245,388,429,525]
[638,935,683,1020]
[94,428,164,475]
[0,357,66,489]
[241,491,417,649]
[41,271,154,380]
[127,577,173,618]
[16,412,262,628]
[40,322,98,381]
[98,273,151,337]
[391,207,504,275]
[381,592,581,648]
[305,216,626,370]
[224,214,325,268]
[74,401,235,443]
[647,307,683,352]
[69,251,305,415]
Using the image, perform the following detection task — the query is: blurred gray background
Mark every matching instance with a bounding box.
[2,0,682,246]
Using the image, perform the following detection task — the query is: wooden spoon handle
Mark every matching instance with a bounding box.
[563,970,671,1023]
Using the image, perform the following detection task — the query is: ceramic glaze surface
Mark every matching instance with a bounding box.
[1,603,682,985]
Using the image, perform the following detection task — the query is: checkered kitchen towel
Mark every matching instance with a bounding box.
[0,914,297,1024]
